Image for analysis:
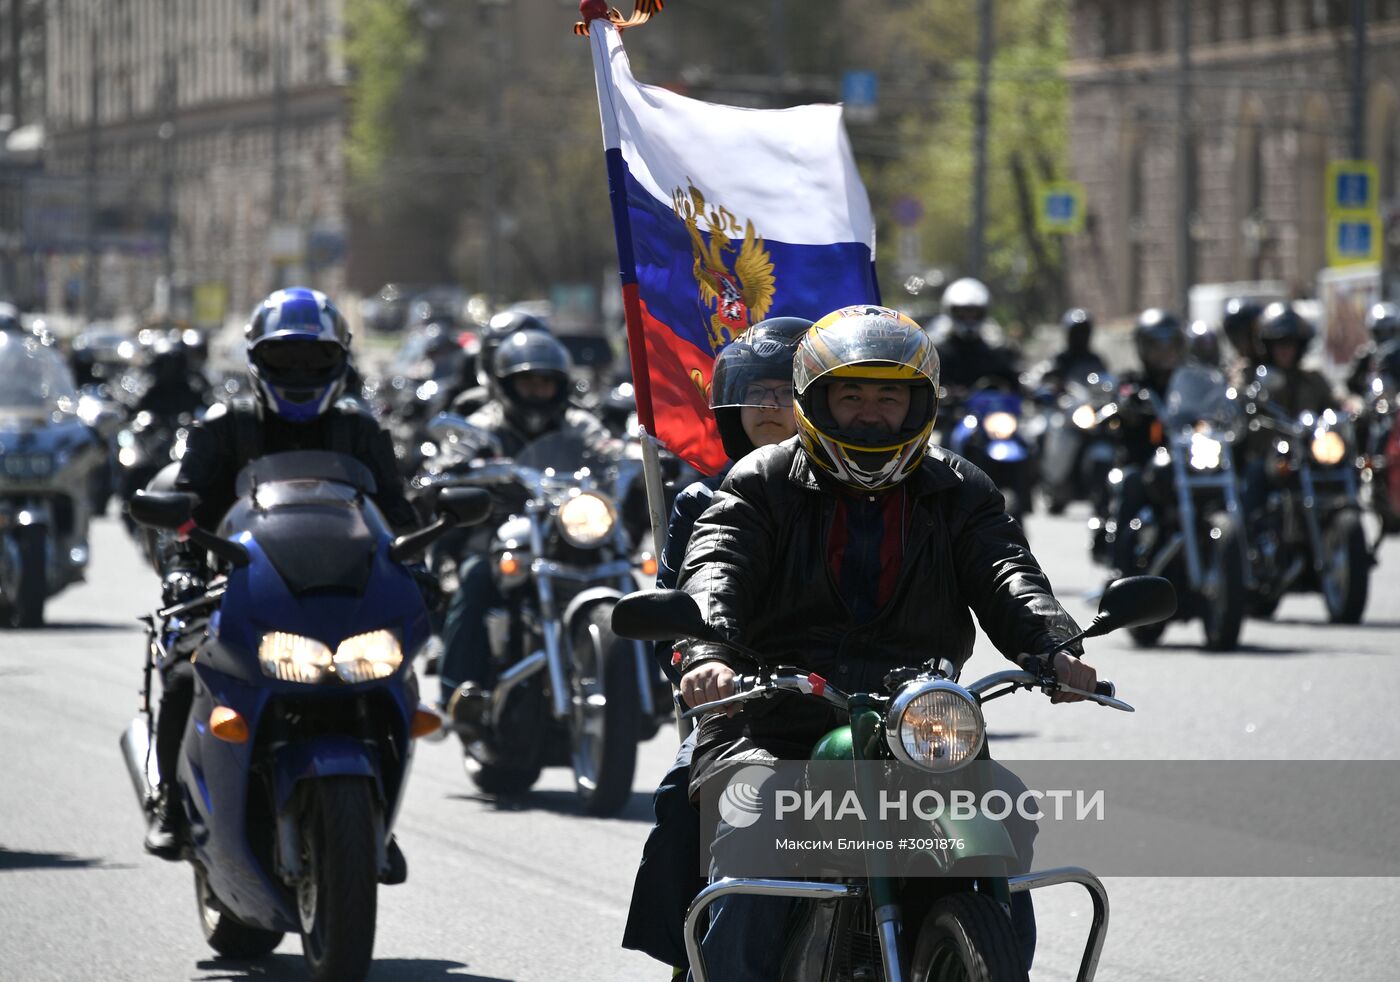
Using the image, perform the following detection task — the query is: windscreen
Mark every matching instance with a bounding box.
[1165,365,1241,434]
[0,339,80,412]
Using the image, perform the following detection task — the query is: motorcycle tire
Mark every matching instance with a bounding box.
[1202,516,1246,652]
[910,892,1029,982]
[14,524,46,629]
[569,602,639,817]
[194,866,284,958]
[1321,510,1370,624]
[1128,619,1167,648]
[297,777,378,982]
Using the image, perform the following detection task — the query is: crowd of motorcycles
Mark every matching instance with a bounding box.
[2,293,1398,980]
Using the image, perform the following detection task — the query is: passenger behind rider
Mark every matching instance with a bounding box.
[142,288,418,860]
[675,306,1094,980]
[438,329,613,723]
[621,316,812,972]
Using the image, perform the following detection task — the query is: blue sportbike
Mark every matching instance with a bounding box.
[121,450,487,981]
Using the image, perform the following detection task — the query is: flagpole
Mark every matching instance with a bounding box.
[581,6,671,564]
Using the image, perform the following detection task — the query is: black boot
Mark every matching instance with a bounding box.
[381,835,408,885]
[143,788,185,861]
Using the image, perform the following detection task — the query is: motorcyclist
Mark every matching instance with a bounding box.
[142,288,418,860]
[1221,297,1264,382]
[1252,302,1335,418]
[1186,320,1223,368]
[1034,308,1108,392]
[675,305,1092,979]
[622,316,811,972]
[1098,309,1187,574]
[133,336,208,419]
[1346,302,1400,396]
[448,309,552,417]
[926,277,1021,395]
[438,329,613,720]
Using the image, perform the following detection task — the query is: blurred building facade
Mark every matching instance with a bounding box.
[1066,0,1400,320]
[0,0,46,306]
[38,0,348,322]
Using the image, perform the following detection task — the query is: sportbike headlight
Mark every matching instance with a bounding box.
[332,630,404,683]
[983,411,1019,441]
[1188,431,1224,471]
[886,680,986,773]
[557,491,616,548]
[1071,405,1097,430]
[259,632,333,683]
[1311,430,1346,466]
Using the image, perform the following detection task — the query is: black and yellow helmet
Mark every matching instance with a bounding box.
[793,305,939,492]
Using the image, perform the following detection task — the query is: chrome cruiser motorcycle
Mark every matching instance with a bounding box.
[1108,366,1248,651]
[1243,368,1370,623]
[612,576,1176,982]
[421,421,654,815]
[0,335,104,627]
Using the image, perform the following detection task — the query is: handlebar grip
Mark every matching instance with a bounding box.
[1094,680,1116,699]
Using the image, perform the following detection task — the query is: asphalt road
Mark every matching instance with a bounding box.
[2,507,1398,981]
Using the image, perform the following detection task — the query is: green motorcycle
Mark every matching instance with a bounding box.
[613,575,1175,982]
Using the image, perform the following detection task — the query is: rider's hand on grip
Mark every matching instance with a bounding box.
[1049,651,1098,704]
[680,663,739,717]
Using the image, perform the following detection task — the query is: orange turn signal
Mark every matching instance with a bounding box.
[210,706,249,744]
[411,705,443,739]
[641,553,659,577]
[499,552,521,577]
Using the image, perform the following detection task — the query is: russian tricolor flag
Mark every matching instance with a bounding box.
[584,12,879,474]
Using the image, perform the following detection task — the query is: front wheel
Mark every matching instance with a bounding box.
[194,867,284,958]
[568,603,639,816]
[1321,510,1370,624]
[1201,517,1246,651]
[910,892,1029,982]
[297,777,379,982]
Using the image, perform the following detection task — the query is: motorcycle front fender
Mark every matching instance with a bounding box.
[272,735,383,812]
[561,585,624,635]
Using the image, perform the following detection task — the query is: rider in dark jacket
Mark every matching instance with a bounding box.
[675,306,1091,980]
[438,330,613,717]
[622,316,811,972]
[133,337,209,420]
[1034,308,1107,392]
[1346,302,1400,397]
[1251,303,1336,418]
[143,288,417,861]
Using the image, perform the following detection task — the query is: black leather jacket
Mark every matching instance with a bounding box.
[174,400,417,532]
[676,440,1082,696]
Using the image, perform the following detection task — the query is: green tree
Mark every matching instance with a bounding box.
[868,0,1070,332]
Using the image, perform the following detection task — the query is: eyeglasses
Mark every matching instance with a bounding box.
[741,383,795,408]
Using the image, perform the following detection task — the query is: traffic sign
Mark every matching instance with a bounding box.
[1036,181,1085,235]
[842,71,878,124]
[892,195,924,227]
[1326,212,1382,267]
[1326,160,1378,215]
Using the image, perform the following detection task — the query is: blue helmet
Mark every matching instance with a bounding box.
[246,288,351,422]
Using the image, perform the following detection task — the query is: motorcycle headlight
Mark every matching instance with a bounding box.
[558,491,616,548]
[332,630,404,683]
[1188,432,1223,471]
[1311,430,1346,466]
[258,630,403,683]
[885,680,985,773]
[259,632,333,683]
[983,411,1019,441]
[1071,404,1097,430]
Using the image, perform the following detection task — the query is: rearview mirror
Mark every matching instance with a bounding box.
[128,490,194,530]
[1085,576,1177,637]
[437,487,492,528]
[611,589,717,643]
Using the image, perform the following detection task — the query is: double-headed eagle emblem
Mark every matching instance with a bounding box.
[672,179,777,356]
